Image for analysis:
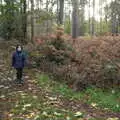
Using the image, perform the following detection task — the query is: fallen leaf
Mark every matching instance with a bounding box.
[66,116,71,120]
[24,104,32,108]
[91,103,97,107]
[74,111,83,117]
[54,112,61,116]
[116,104,119,108]
[34,115,40,120]
[107,118,119,120]
[42,111,47,116]
[33,96,38,99]
[47,97,57,101]
[0,95,5,98]
[0,85,4,88]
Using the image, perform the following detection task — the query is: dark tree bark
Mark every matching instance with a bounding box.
[59,0,64,24]
[79,0,87,36]
[72,0,79,39]
[23,0,27,42]
[88,0,91,35]
[4,0,15,39]
[92,0,95,36]
[30,0,34,43]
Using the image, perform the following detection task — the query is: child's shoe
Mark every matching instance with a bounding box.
[20,79,24,85]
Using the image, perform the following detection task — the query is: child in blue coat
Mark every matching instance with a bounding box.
[12,45,26,84]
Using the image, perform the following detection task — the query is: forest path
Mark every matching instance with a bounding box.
[0,41,119,120]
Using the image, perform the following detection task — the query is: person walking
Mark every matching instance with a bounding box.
[12,45,26,84]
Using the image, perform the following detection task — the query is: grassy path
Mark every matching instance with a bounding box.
[0,41,120,120]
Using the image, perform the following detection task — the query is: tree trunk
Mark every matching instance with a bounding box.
[88,0,91,35]
[72,0,79,39]
[4,0,14,39]
[92,0,95,36]
[99,0,103,34]
[0,0,3,14]
[23,0,27,42]
[57,0,59,24]
[79,0,86,36]
[59,0,64,25]
[30,0,34,43]
[46,0,49,34]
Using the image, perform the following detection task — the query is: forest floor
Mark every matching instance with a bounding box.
[0,41,120,120]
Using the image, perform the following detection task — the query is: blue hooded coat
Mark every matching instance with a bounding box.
[12,50,26,69]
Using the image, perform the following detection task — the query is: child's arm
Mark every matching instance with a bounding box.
[22,53,27,67]
[12,53,15,67]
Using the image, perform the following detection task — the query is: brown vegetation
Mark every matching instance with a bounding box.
[28,31,120,91]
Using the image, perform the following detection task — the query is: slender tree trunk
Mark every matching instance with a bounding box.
[57,0,59,24]
[30,0,34,43]
[72,0,79,39]
[23,0,27,42]
[79,0,86,36]
[0,0,3,14]
[99,0,103,34]
[46,0,49,34]
[5,0,14,39]
[59,0,64,24]
[92,0,95,36]
[36,0,39,9]
[88,0,91,35]
[118,14,120,33]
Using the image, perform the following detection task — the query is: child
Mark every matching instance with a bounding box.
[12,45,26,84]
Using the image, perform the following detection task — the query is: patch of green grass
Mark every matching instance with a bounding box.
[85,87,120,112]
[12,118,24,120]
[10,91,84,120]
[34,107,85,120]
[37,73,82,99]
[37,74,120,112]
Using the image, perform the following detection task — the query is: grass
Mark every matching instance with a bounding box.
[7,73,119,120]
[37,73,120,112]
[7,74,85,120]
[9,91,85,120]
[84,87,120,112]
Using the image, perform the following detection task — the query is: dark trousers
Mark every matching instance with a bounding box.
[16,68,23,81]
